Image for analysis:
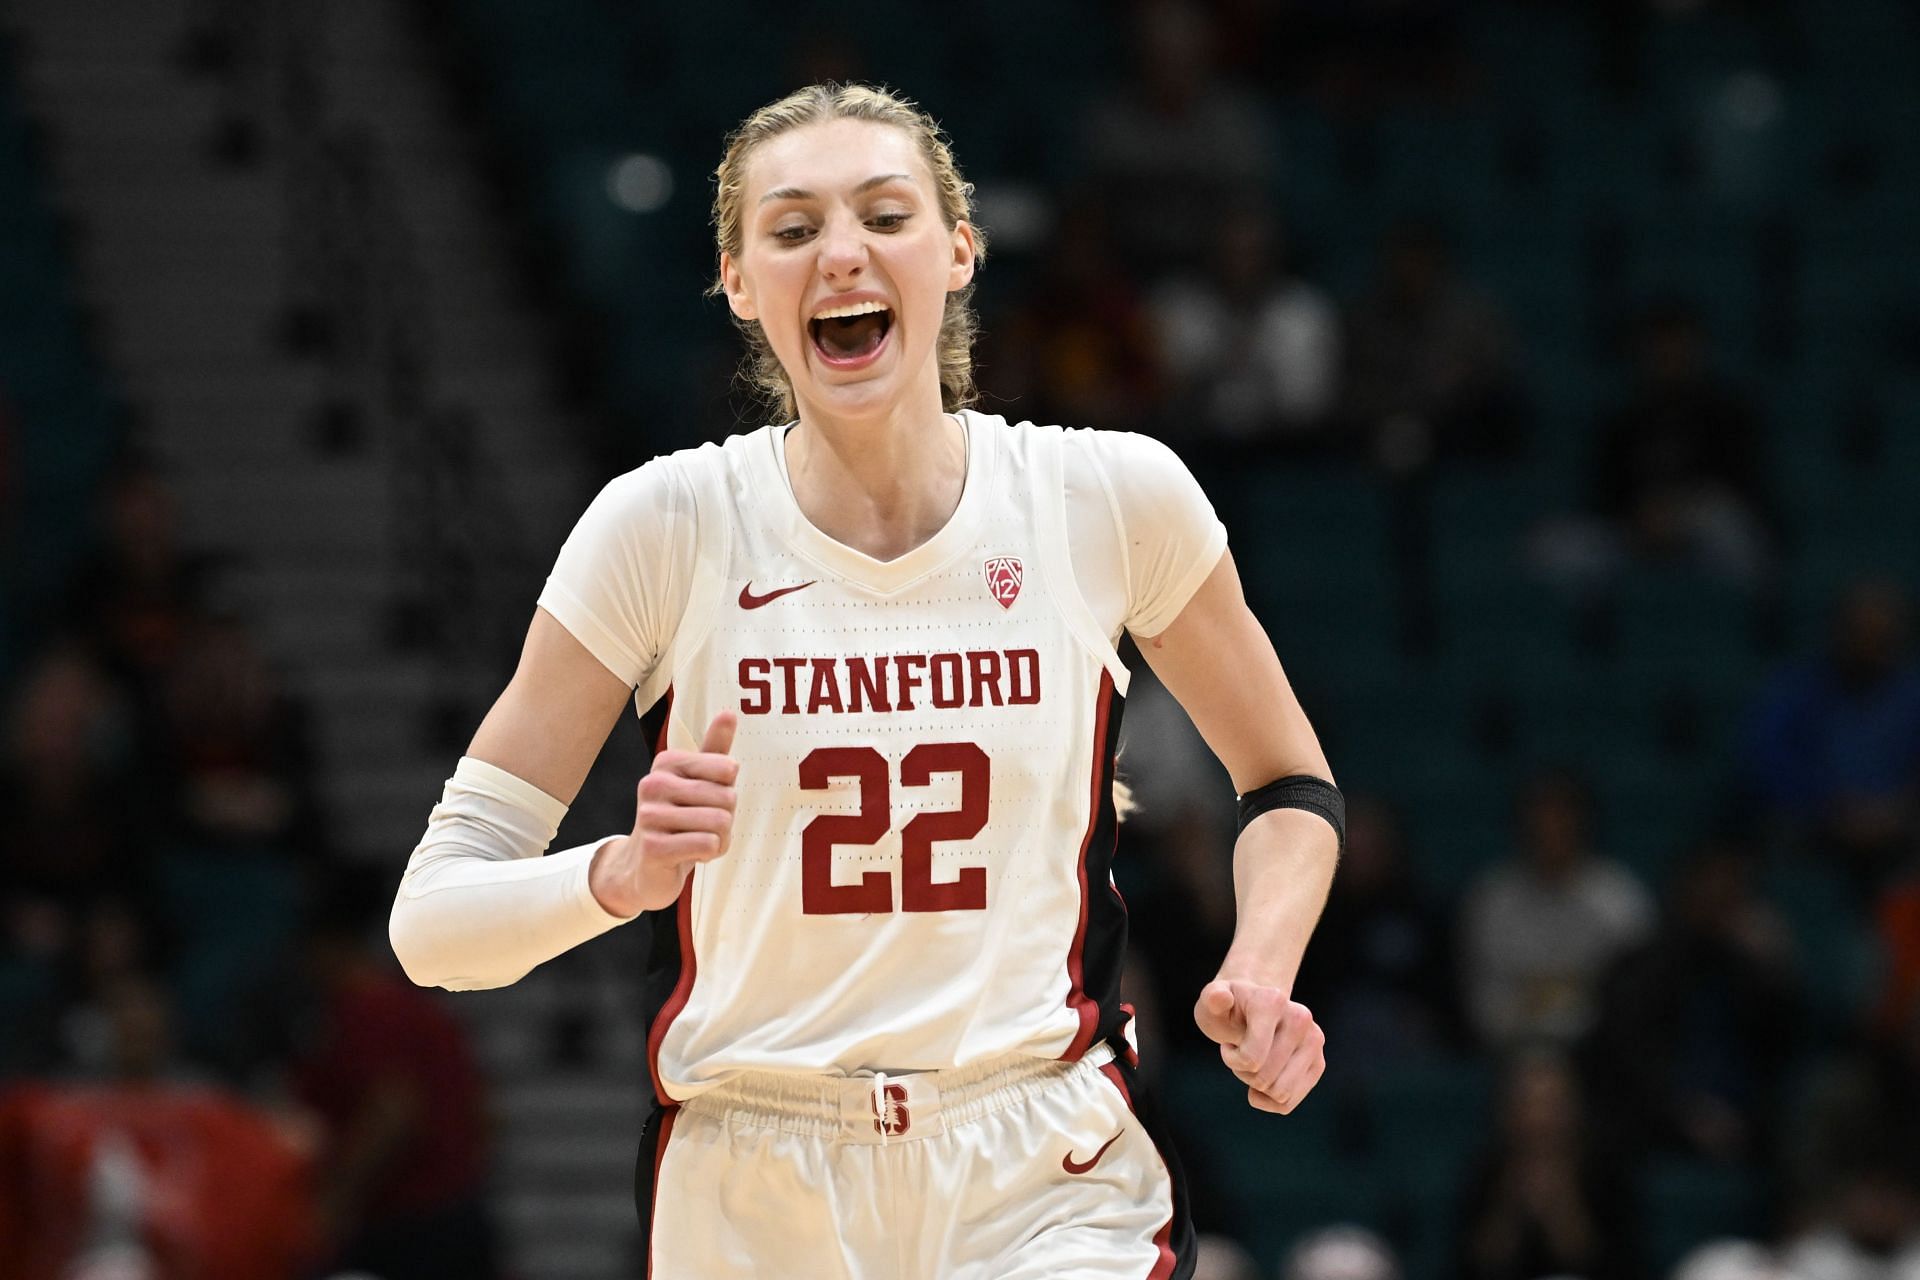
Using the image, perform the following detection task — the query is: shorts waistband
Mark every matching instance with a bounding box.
[680,1043,1117,1146]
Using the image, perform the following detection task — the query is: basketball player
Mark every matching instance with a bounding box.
[389,84,1342,1278]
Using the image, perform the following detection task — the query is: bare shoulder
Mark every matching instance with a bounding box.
[1137,549,1332,792]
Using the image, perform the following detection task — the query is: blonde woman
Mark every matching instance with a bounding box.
[390,83,1342,1278]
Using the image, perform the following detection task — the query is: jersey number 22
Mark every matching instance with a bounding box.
[798,744,989,915]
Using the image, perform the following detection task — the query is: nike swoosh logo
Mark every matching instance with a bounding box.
[738,580,816,609]
[1062,1132,1122,1175]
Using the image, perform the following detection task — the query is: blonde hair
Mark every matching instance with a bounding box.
[707,83,988,421]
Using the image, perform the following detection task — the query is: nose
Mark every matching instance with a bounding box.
[816,214,867,282]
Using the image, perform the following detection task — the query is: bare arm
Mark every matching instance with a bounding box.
[389,605,741,989]
[465,606,635,804]
[1137,547,1339,1111]
[473,609,741,919]
[387,609,637,989]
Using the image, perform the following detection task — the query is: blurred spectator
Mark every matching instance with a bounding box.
[0,646,154,977]
[1079,0,1277,273]
[287,877,500,1280]
[0,967,318,1279]
[1777,1166,1920,1280]
[1587,0,1800,103]
[0,897,164,1082]
[1292,796,1458,1067]
[1456,1049,1641,1280]
[1539,301,1776,590]
[1878,880,1920,1041]
[1283,1224,1402,1280]
[1113,667,1236,1057]
[979,198,1163,433]
[1584,837,1801,1164]
[64,460,213,693]
[53,911,185,1082]
[1262,0,1470,106]
[1672,1239,1790,1280]
[1592,301,1777,577]
[783,30,867,89]
[0,1079,319,1280]
[1149,202,1343,453]
[1459,769,1655,1050]
[1343,219,1528,471]
[1744,578,1920,896]
[152,615,323,861]
[1191,1233,1262,1280]
[1785,992,1920,1215]
[66,975,191,1085]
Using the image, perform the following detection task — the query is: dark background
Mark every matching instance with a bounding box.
[3,1,1919,1278]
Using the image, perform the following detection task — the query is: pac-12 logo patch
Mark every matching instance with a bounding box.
[984,556,1023,609]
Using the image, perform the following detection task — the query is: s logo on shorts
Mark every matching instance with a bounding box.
[872,1083,911,1138]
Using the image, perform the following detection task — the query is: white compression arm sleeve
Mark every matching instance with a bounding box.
[389,756,633,991]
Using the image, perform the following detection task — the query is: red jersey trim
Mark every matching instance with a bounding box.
[644,688,693,1109]
[1100,1062,1178,1280]
[1062,670,1116,1061]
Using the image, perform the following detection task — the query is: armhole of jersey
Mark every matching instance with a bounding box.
[636,446,732,744]
[1032,425,1131,697]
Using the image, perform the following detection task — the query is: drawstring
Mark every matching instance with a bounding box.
[874,1072,891,1147]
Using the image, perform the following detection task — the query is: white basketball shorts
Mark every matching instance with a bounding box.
[634,1043,1194,1278]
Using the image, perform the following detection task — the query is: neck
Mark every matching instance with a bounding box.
[784,393,967,562]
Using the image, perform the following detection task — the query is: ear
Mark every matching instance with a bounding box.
[720,251,757,321]
[947,220,977,292]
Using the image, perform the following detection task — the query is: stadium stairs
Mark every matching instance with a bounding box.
[6,2,646,1276]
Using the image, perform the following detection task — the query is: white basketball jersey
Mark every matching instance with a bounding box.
[640,413,1135,1104]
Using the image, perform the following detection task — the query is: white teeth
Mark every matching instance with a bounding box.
[811,300,890,321]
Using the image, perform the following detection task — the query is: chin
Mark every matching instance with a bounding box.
[800,358,926,421]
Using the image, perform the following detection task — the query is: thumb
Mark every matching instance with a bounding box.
[1194,980,1243,1045]
[701,709,738,756]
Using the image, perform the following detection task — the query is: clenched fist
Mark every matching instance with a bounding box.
[1193,978,1327,1114]
[589,711,740,917]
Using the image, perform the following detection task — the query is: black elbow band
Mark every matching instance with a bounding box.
[1237,775,1345,850]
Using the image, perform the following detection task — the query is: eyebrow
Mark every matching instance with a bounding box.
[758,173,915,205]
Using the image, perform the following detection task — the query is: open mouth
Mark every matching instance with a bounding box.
[808,303,893,368]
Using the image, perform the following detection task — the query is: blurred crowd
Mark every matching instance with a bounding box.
[1118,566,1920,1280]
[964,0,1785,596]
[0,463,500,1280]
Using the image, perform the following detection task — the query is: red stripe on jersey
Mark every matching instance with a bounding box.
[1062,670,1116,1061]
[1101,1062,1178,1280]
[648,891,696,1108]
[645,688,694,1109]
[644,1105,679,1277]
[651,688,675,755]
[1145,1205,1178,1278]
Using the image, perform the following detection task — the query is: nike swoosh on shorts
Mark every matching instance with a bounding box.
[1062,1132,1122,1175]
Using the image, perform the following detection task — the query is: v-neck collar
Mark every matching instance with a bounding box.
[750,408,995,596]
